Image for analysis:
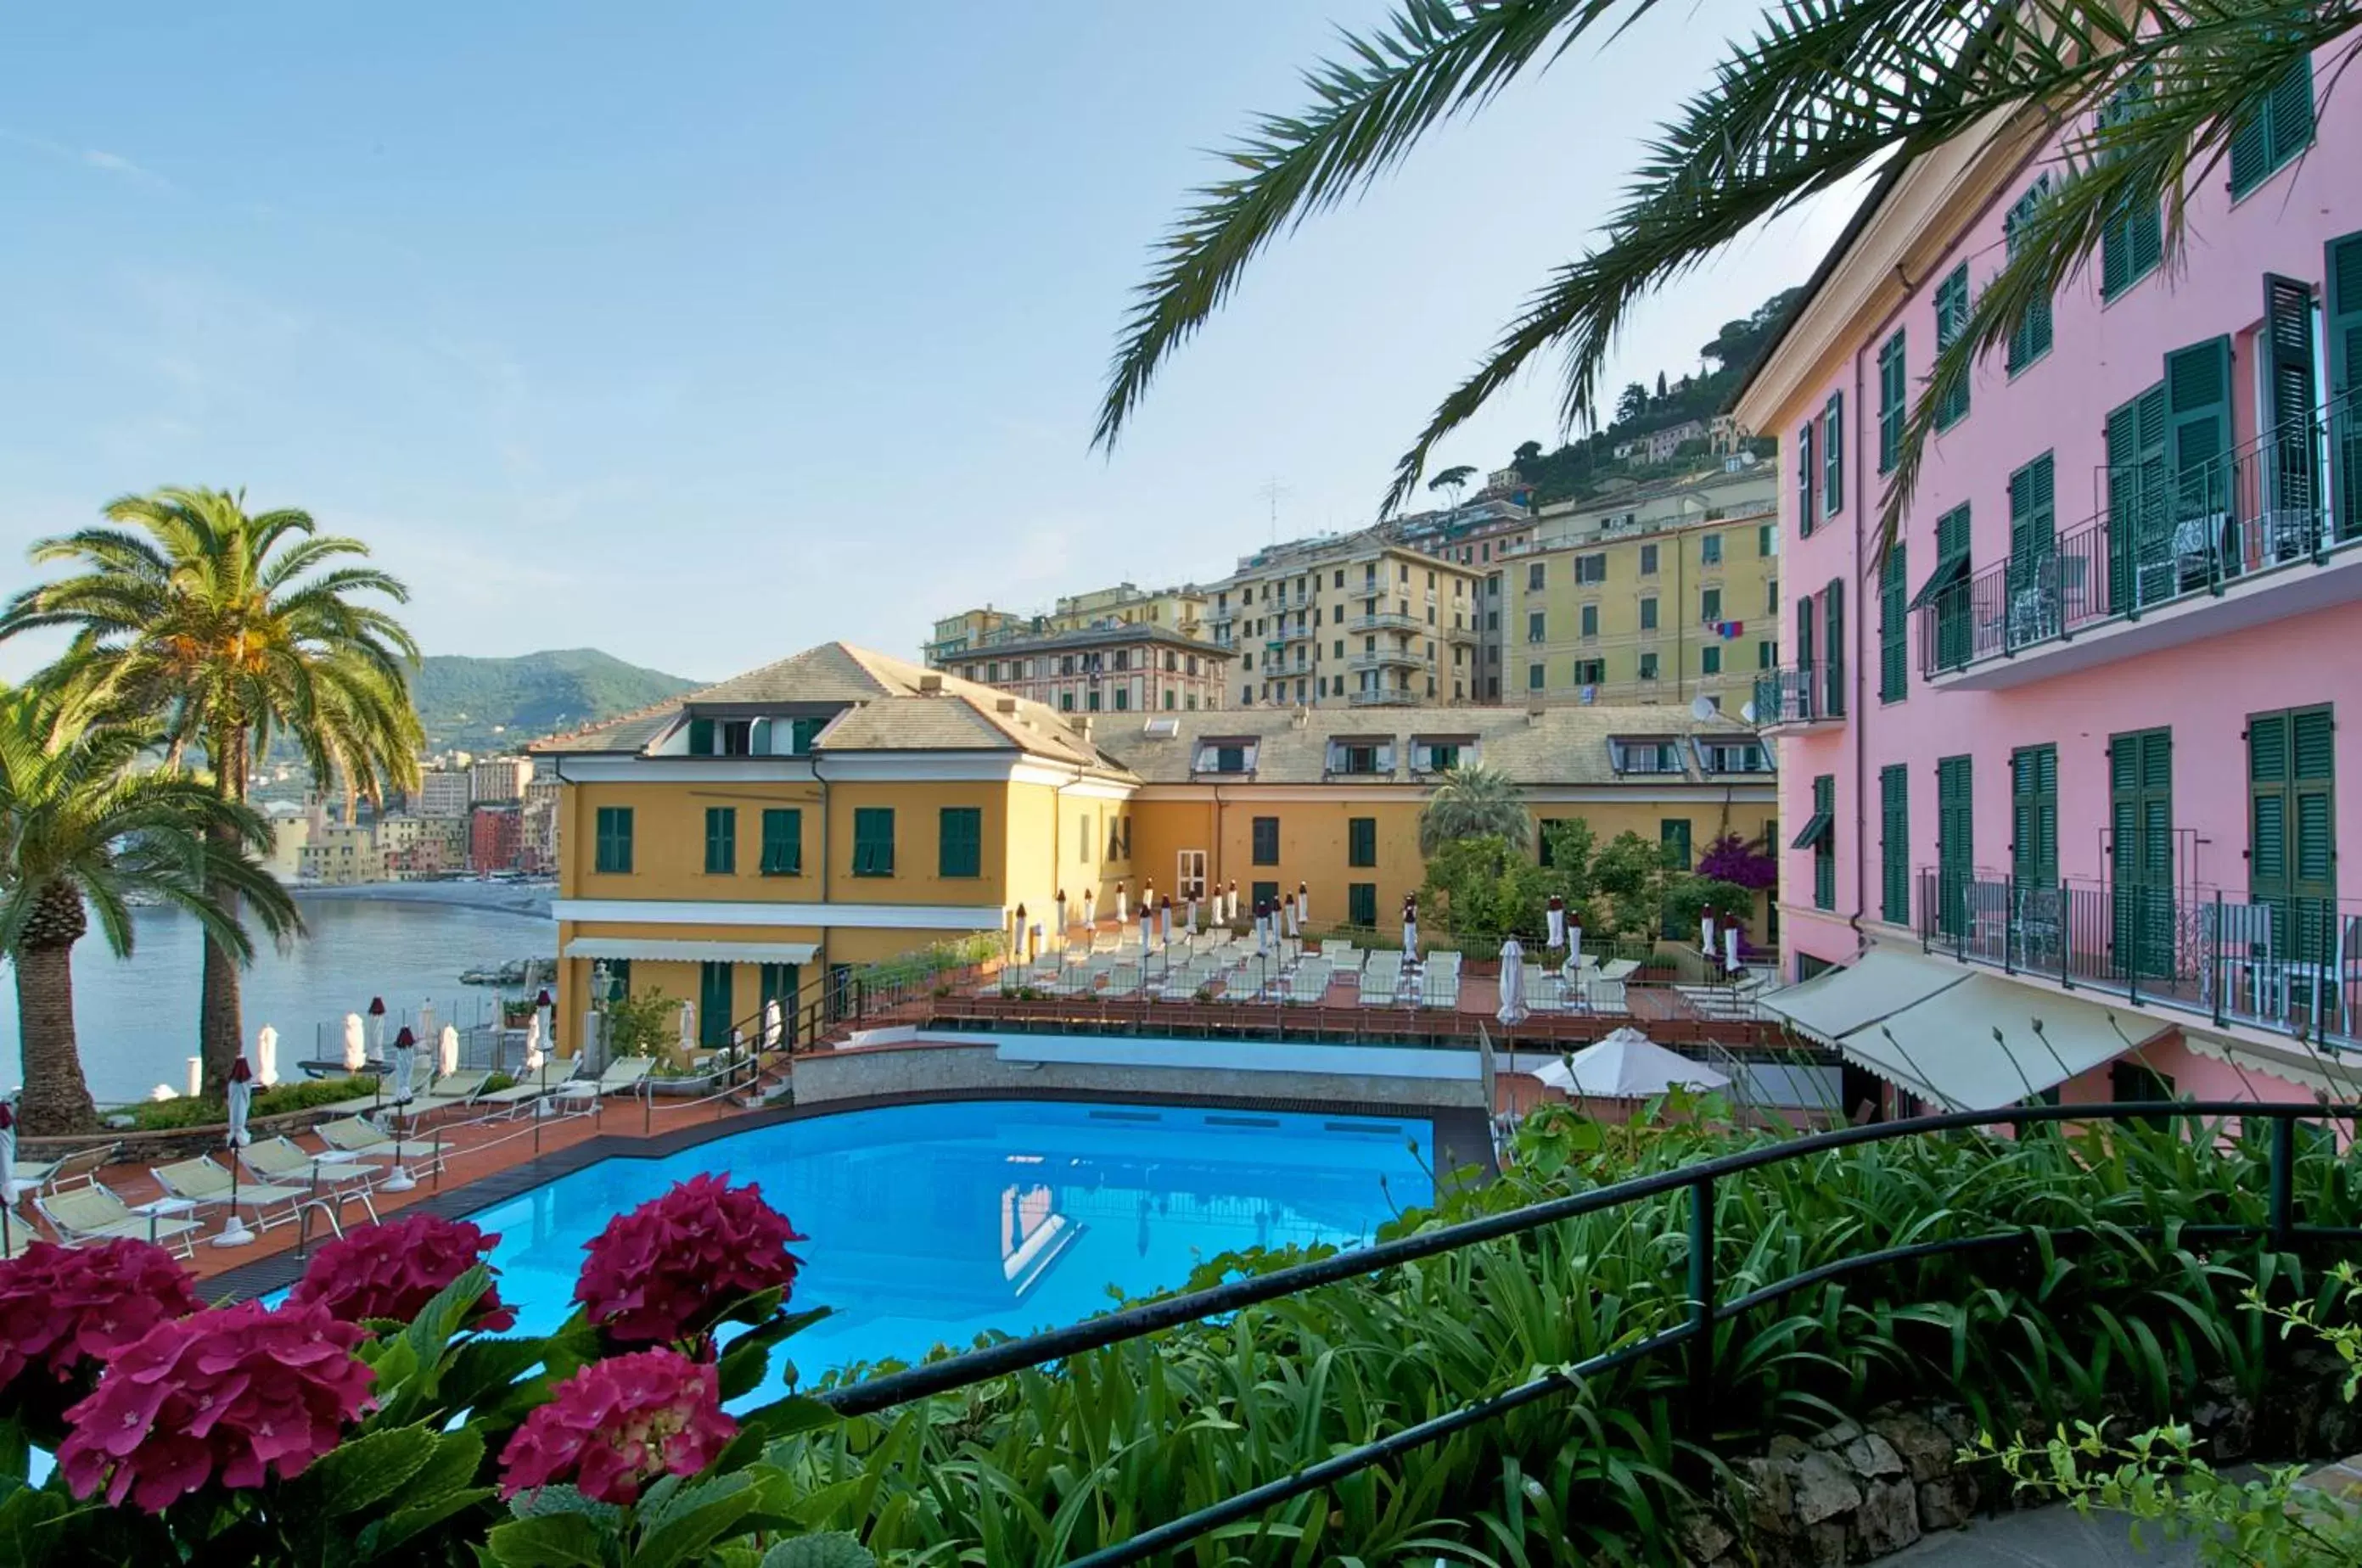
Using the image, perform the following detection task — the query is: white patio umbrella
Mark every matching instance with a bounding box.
[1226,882,1239,924]
[678,1000,698,1057]
[439,1024,461,1078]
[1563,925,1585,977]
[525,1011,547,1067]
[535,989,556,1058]
[1139,902,1154,952]
[1282,894,1300,940]
[1158,898,1172,948]
[1186,894,1198,935]
[382,1027,419,1192]
[1495,937,1529,1028]
[1255,905,1270,955]
[0,1100,20,1259]
[1402,908,1419,962]
[255,1024,279,1087]
[216,1056,257,1249]
[1083,888,1097,930]
[1116,881,1129,925]
[341,1013,367,1072]
[366,996,387,1061]
[760,998,783,1050]
[1724,926,1742,975]
[1530,1028,1731,1100]
[1546,897,1567,951]
[1297,882,1310,927]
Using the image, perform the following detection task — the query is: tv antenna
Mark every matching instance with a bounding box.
[1255,476,1291,545]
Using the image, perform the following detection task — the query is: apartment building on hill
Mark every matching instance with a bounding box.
[1206,538,1484,709]
[931,622,1231,714]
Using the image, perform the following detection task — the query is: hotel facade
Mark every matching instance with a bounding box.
[534,642,1776,1050]
[1742,45,2360,1108]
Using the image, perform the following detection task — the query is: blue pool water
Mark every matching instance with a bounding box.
[461,1100,1433,1388]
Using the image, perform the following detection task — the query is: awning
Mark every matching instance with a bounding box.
[1760,950,1966,1045]
[564,938,820,966]
[1788,810,1833,850]
[1907,547,1969,609]
[2177,1030,2355,1100]
[1837,974,2170,1111]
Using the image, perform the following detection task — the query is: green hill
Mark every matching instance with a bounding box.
[415,649,698,753]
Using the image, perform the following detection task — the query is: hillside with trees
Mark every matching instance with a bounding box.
[1506,287,1802,506]
[415,648,697,753]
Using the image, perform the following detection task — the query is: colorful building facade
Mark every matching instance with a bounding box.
[934,623,1231,714]
[1741,48,2360,1106]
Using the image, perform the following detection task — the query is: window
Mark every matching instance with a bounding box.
[1796,418,1816,537]
[1527,611,1546,643]
[1640,543,1659,574]
[1163,690,1175,710]
[1639,597,1658,631]
[1332,741,1388,775]
[1197,741,1255,774]
[938,807,982,878]
[704,807,737,875]
[1697,739,1768,773]
[1077,812,1091,863]
[1638,652,1659,680]
[2011,744,2059,890]
[759,809,801,876]
[2229,57,2314,197]
[594,807,633,874]
[2165,335,2233,538]
[1251,816,1280,865]
[1574,658,1605,685]
[1701,587,1722,622]
[1933,265,1971,428]
[1937,755,1972,938]
[2001,178,2056,375]
[1702,534,1723,564]
[1417,740,1464,773]
[2098,74,2163,297]
[1614,740,1682,773]
[1758,523,1776,557]
[1878,543,1908,703]
[699,963,732,1049]
[1821,393,1844,515]
[1576,554,1607,584]
[1821,580,1845,717]
[1759,640,1776,669]
[1527,563,1546,591]
[1108,814,1130,860]
[1529,663,1546,691]
[851,808,895,876]
[1701,647,1721,675]
[1348,816,1377,868]
[1924,503,1972,669]
[1580,603,1599,638]
[2007,453,2057,624]
[1060,692,1075,711]
[1348,882,1377,927]
[1660,819,1692,871]
[1086,690,1102,711]
[2248,706,2334,946]
[1804,775,1837,910]
[1879,763,1910,924]
[1877,330,1905,473]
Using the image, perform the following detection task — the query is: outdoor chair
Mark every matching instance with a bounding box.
[317,1115,447,1170]
[241,1136,382,1221]
[1283,962,1332,1005]
[553,1056,654,1114]
[150,1156,311,1233]
[36,1182,202,1256]
[8,1140,118,1196]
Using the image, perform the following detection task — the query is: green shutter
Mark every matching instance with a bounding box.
[2106,383,2168,613]
[1937,755,1972,938]
[687,718,715,755]
[2110,728,2174,978]
[2253,706,2340,958]
[1349,882,1377,927]
[1930,503,1972,670]
[1797,418,1816,538]
[939,807,983,878]
[2231,59,2313,197]
[2166,337,2233,540]
[1934,266,1971,428]
[2006,453,2057,614]
[1880,763,1910,923]
[760,808,802,875]
[1822,393,1844,515]
[1795,591,1815,713]
[704,806,737,875]
[595,806,633,874]
[2264,276,2321,543]
[852,807,895,876]
[1661,818,1692,871]
[2005,181,2055,372]
[699,962,733,1048]
[1879,543,1907,703]
[2330,232,2362,542]
[1821,579,1844,718]
[1877,331,1905,473]
[1812,775,1837,910]
[1348,816,1377,868]
[2010,745,2058,888]
[1252,816,1279,865]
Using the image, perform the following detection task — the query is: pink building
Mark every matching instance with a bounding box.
[1739,50,2359,1112]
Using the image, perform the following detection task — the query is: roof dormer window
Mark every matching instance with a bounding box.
[1326,738,1394,776]
[1609,737,1685,775]
[1193,737,1259,775]
[1410,736,1477,775]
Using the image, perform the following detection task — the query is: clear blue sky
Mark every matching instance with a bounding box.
[1,2,1857,684]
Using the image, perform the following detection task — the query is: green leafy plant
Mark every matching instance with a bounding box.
[118,1076,381,1132]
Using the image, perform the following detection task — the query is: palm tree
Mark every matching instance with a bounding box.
[1094,0,2359,538]
[1418,764,1532,857]
[0,488,421,1094]
[1,691,299,1134]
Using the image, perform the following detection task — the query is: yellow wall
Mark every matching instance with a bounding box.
[1501,514,1781,707]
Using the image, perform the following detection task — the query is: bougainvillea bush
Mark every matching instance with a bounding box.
[0,1180,872,1567]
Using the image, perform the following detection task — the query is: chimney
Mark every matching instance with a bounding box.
[1069,714,1094,742]
[995,697,1018,714]
[917,674,944,694]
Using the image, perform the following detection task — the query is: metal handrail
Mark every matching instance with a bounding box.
[810,1098,2356,1567]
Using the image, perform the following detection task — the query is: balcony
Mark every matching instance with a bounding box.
[1915,870,2362,1053]
[1348,686,1419,707]
[1440,619,1478,643]
[1347,647,1423,672]
[1916,389,2362,690]
[1751,664,1842,729]
[1350,611,1421,635]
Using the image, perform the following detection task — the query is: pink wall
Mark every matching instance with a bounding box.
[1775,48,2360,977]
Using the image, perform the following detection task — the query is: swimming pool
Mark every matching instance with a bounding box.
[462,1099,1433,1390]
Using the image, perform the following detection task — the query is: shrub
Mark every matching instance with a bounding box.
[116,1077,382,1132]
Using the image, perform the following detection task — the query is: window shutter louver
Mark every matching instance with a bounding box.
[1879,543,1907,703]
[1823,394,1844,515]
[1822,580,1844,717]
[1881,764,1910,923]
[2106,384,2168,613]
[2265,277,2321,535]
[1937,756,1972,938]
[2329,232,2362,542]
[1797,420,1816,537]
[2166,338,2233,535]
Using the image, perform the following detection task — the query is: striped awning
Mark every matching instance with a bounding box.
[564,938,818,965]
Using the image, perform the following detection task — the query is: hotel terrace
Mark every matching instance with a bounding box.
[530,641,1777,1049]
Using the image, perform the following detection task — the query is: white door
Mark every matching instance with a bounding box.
[1176,850,1208,903]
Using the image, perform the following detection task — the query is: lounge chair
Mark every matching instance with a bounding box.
[8,1140,117,1196]
[424,1068,494,1108]
[36,1183,202,1256]
[475,1072,564,1117]
[150,1156,311,1233]
[240,1137,382,1220]
[317,1116,446,1170]
[1597,958,1643,982]
[1357,960,1401,1007]
[552,1056,654,1113]
[1283,962,1332,1005]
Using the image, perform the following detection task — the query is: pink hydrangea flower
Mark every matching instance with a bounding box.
[288,1212,516,1330]
[498,1347,736,1505]
[57,1300,376,1512]
[574,1174,805,1345]
[0,1238,204,1391]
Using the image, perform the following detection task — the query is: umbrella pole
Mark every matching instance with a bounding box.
[383,1101,415,1192]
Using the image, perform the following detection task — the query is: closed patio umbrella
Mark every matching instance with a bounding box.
[1116,880,1129,925]
[1402,902,1419,962]
[678,1000,698,1058]
[366,997,387,1061]
[439,1024,460,1078]
[1139,900,1154,952]
[1083,888,1097,930]
[524,1011,547,1067]
[1297,882,1310,927]
[216,1056,258,1249]
[761,999,783,1050]
[383,1027,419,1192]
[1546,896,1567,951]
[1496,937,1529,1029]
[1159,896,1172,948]
[256,1024,279,1087]
[1724,926,1742,975]
[341,1013,367,1073]
[1531,1028,1731,1100]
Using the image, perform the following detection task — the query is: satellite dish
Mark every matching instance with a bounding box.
[1741,700,1759,725]
[1690,694,1717,723]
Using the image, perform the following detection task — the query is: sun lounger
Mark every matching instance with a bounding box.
[1283,962,1332,1005]
[36,1183,202,1256]
[424,1068,494,1107]
[150,1156,311,1232]
[8,1140,117,1196]
[552,1056,654,1113]
[1596,958,1642,982]
[1357,960,1401,1007]
[316,1116,447,1170]
[240,1136,382,1218]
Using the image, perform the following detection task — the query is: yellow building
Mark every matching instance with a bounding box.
[1499,493,1781,709]
[926,582,1209,667]
[536,641,1777,1048]
[1206,540,1484,709]
[298,825,385,887]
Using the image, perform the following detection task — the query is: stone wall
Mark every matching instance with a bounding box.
[791,1041,1483,1110]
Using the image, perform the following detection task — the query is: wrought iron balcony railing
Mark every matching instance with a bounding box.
[1751,663,1838,725]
